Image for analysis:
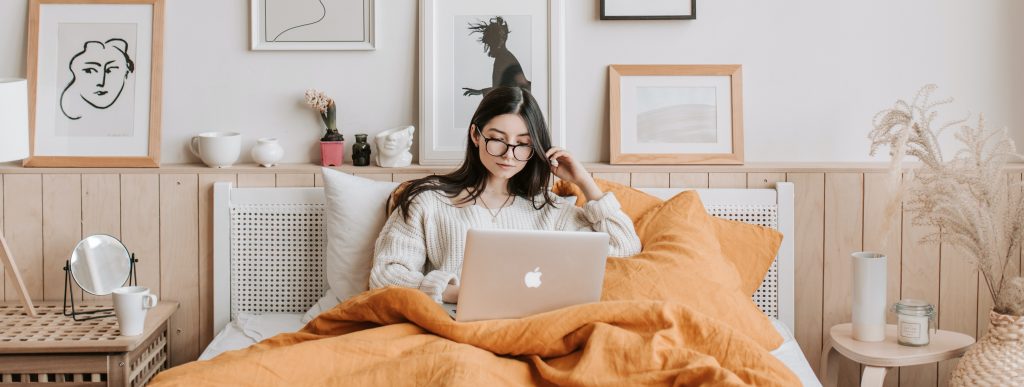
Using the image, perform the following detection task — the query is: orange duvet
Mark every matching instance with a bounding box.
[151,287,798,386]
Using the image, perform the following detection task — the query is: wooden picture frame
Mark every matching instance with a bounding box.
[25,0,163,168]
[609,64,743,165]
[250,0,376,51]
[600,0,696,20]
[419,0,565,165]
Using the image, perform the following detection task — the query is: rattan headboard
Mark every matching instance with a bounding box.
[213,182,795,334]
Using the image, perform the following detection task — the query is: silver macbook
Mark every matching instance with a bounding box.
[445,228,609,322]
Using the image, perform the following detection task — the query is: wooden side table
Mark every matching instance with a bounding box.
[821,323,975,387]
[0,301,178,386]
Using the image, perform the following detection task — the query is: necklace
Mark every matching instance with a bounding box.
[479,194,513,223]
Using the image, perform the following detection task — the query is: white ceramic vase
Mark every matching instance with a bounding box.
[251,137,284,167]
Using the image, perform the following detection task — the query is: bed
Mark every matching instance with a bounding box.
[198,181,820,386]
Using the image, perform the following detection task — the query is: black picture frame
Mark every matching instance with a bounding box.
[600,0,696,20]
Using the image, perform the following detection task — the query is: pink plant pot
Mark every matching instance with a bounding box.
[320,141,345,166]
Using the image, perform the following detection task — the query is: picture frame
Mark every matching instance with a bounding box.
[600,0,696,20]
[250,0,376,51]
[419,0,564,165]
[25,0,164,168]
[609,65,743,165]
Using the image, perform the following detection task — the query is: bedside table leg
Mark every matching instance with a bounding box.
[820,343,839,387]
[860,366,888,387]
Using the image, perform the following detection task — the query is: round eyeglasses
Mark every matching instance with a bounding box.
[476,127,534,161]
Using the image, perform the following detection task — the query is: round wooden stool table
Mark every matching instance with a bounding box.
[820,323,975,387]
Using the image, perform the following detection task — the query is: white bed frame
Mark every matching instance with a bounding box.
[213,182,795,335]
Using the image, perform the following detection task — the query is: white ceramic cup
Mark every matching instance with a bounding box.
[112,286,158,337]
[190,132,241,168]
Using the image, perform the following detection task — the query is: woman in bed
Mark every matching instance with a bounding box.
[369,86,641,303]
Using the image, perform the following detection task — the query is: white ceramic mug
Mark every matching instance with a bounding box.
[190,132,241,168]
[113,286,158,336]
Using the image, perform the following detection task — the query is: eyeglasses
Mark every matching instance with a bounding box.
[475,127,534,161]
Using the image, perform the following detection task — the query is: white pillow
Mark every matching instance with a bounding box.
[303,168,399,322]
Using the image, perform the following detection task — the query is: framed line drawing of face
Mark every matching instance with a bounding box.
[25,0,164,167]
[250,0,376,51]
[419,0,565,165]
[609,65,743,165]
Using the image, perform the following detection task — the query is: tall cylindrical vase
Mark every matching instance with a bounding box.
[852,252,887,342]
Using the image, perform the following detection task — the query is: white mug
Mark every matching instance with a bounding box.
[112,286,158,337]
[190,132,241,168]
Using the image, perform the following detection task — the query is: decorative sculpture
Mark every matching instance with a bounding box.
[375,125,415,168]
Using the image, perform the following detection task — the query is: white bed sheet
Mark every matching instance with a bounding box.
[200,314,821,386]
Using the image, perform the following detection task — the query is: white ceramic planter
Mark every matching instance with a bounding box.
[251,137,284,167]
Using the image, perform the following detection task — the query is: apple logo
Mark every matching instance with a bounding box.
[524,267,542,288]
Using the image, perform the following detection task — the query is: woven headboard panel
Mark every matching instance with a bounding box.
[213,182,796,334]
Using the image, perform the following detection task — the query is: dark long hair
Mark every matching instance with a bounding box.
[392,87,555,220]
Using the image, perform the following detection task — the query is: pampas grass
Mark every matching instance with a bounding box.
[869,85,1024,316]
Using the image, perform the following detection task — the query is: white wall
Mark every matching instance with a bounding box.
[1,0,1020,164]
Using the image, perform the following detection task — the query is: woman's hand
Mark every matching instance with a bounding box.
[545,147,603,201]
[442,284,460,304]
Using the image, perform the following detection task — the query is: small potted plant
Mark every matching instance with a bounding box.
[305,89,344,166]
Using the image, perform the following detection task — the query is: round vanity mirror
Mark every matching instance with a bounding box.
[69,235,132,295]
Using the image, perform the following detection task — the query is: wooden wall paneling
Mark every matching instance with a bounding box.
[708,173,746,188]
[81,174,121,300]
[938,244,977,385]
[198,174,237,351]
[746,173,786,189]
[669,173,709,188]
[160,174,200,365]
[786,173,825,378]
[121,175,161,299]
[593,172,630,186]
[823,173,864,387]
[236,173,276,188]
[0,177,4,293]
[393,173,430,183]
[862,173,903,387]
[3,175,43,301]
[353,173,392,182]
[899,171,941,387]
[1019,173,1023,278]
[629,173,669,188]
[41,175,82,301]
[275,173,314,187]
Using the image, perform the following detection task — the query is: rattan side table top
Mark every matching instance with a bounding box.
[0,301,178,354]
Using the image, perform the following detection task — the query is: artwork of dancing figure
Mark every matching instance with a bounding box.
[462,16,531,97]
[59,38,134,120]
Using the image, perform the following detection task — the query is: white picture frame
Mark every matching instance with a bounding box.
[419,0,565,166]
[250,0,375,51]
[25,0,164,168]
[609,65,743,165]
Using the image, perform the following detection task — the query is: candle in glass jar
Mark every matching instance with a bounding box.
[891,299,935,346]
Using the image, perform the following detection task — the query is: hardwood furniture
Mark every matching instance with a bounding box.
[0,301,178,386]
[821,323,975,387]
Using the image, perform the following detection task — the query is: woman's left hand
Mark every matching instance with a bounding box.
[546,147,603,200]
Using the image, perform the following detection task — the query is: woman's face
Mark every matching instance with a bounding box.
[71,44,130,109]
[472,113,532,181]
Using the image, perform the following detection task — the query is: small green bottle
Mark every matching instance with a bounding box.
[352,133,371,166]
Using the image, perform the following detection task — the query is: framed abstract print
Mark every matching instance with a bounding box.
[250,0,376,51]
[419,0,565,165]
[25,0,164,167]
[609,65,743,165]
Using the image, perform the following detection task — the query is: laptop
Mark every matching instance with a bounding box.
[443,228,609,322]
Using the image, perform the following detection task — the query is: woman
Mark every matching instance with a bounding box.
[369,87,641,303]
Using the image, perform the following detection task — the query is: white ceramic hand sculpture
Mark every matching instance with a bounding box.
[375,125,415,168]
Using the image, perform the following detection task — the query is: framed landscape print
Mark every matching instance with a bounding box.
[600,0,696,20]
[419,0,565,165]
[609,65,743,165]
[250,0,376,51]
[25,0,163,167]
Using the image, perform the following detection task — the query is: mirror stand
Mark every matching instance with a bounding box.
[62,253,138,321]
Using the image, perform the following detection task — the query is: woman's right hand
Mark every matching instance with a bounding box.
[442,284,460,303]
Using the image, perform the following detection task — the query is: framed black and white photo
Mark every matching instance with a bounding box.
[609,65,743,165]
[250,0,375,51]
[419,0,564,165]
[600,0,696,20]
[25,0,163,167]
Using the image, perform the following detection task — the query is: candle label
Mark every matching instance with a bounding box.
[899,320,922,338]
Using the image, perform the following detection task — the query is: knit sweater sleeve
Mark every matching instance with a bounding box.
[563,192,642,258]
[368,195,457,302]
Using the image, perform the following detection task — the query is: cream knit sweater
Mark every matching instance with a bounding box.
[369,190,642,302]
